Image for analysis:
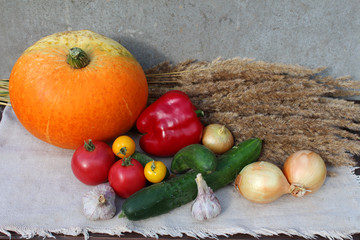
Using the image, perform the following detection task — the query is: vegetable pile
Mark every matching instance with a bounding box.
[6,30,331,223]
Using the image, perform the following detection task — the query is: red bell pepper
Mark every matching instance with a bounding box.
[136,90,203,157]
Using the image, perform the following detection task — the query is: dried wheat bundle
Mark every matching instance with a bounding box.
[146,58,360,166]
[0,79,10,106]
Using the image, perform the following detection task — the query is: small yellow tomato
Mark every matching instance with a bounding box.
[112,135,136,158]
[144,160,167,183]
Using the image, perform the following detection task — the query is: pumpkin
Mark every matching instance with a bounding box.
[9,30,148,149]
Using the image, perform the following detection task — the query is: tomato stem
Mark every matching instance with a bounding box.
[151,160,156,172]
[117,147,127,156]
[84,139,95,152]
[67,47,90,69]
[121,157,133,167]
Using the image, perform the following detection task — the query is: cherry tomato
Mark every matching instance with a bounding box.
[144,160,167,183]
[112,135,136,158]
[108,158,146,198]
[71,140,115,185]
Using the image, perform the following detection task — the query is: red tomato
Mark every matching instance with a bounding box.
[71,140,115,185]
[108,158,146,198]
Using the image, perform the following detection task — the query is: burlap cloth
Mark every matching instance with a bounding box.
[0,106,360,239]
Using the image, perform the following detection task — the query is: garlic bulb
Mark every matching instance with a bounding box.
[191,173,221,221]
[82,184,116,220]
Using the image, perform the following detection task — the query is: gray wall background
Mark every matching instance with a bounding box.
[1,0,359,93]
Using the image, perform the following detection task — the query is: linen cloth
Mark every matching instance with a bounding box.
[0,106,359,239]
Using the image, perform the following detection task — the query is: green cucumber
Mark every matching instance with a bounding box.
[131,151,170,179]
[120,138,262,221]
[171,144,217,174]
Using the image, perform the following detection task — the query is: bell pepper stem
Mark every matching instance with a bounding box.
[195,109,204,117]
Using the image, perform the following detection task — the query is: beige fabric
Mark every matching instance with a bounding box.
[0,106,359,239]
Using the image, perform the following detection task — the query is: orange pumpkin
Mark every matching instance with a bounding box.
[9,30,148,149]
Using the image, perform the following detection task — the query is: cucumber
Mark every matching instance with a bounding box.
[131,151,170,179]
[171,144,217,174]
[131,151,157,166]
[120,138,262,221]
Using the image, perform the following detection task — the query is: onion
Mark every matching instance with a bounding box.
[283,150,327,197]
[234,161,291,204]
[202,124,234,154]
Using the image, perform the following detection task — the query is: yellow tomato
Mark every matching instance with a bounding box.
[144,160,167,183]
[112,135,136,158]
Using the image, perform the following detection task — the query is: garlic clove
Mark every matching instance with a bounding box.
[191,173,221,221]
[82,183,116,221]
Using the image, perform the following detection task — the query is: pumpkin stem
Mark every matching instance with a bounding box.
[67,47,90,69]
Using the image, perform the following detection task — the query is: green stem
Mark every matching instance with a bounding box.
[84,139,95,152]
[117,147,127,156]
[121,157,133,167]
[195,109,204,118]
[67,47,90,69]
[118,211,126,218]
[151,160,156,172]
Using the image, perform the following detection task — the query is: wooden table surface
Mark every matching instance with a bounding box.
[1,105,359,240]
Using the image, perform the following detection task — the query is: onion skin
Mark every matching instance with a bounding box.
[283,150,327,196]
[202,124,234,155]
[235,161,291,204]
